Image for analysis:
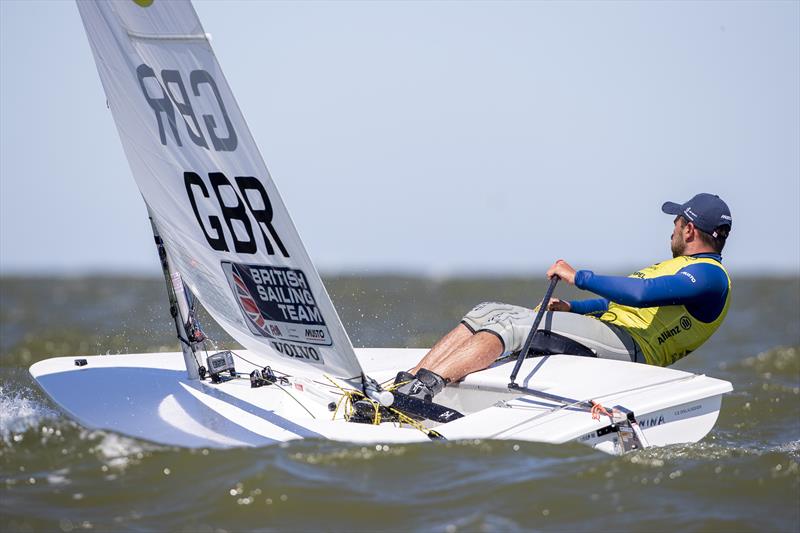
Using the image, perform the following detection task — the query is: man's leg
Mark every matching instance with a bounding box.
[409,323,473,375]
[391,305,642,410]
[393,331,502,403]
[411,311,641,391]
[424,331,503,383]
[403,302,528,392]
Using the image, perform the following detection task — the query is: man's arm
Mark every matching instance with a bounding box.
[545,262,609,314]
[567,298,610,315]
[547,297,608,314]
[546,259,728,310]
[573,263,727,307]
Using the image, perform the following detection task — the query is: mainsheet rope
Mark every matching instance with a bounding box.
[324,376,444,440]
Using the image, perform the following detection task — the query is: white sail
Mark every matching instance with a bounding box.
[76,0,363,380]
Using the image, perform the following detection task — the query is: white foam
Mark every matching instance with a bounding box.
[47,468,71,486]
[772,439,800,457]
[0,385,59,443]
[88,430,156,470]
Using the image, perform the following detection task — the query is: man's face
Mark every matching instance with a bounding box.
[671,216,687,257]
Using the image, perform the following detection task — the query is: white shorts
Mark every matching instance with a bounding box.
[461,301,643,362]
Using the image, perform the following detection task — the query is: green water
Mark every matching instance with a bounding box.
[1,275,798,531]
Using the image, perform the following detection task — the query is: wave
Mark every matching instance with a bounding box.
[0,383,59,445]
[722,345,800,376]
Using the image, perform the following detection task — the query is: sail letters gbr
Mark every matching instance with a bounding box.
[136,64,288,258]
[135,64,332,350]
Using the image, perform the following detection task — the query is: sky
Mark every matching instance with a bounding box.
[1,0,798,277]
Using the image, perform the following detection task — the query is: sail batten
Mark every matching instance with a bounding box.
[77,0,364,380]
[126,30,209,41]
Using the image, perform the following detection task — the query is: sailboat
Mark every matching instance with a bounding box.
[30,0,732,455]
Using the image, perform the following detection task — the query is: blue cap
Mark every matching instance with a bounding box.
[662,193,732,237]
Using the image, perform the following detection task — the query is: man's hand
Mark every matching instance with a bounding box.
[547,259,577,285]
[547,298,571,312]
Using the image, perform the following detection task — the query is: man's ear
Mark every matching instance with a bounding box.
[684,222,698,242]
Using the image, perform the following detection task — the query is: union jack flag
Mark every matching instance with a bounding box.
[231,267,271,337]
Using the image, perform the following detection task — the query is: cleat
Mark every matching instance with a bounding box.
[393,371,416,387]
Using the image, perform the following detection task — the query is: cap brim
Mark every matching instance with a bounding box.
[661,201,683,215]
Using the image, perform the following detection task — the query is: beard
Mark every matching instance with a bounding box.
[671,233,686,257]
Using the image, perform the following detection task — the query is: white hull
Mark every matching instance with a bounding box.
[30,349,731,454]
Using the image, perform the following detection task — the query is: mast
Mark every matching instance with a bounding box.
[148,208,201,379]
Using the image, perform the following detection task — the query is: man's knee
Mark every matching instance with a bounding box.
[462,301,511,331]
[461,302,533,355]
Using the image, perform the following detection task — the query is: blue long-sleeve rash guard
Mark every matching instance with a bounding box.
[567,254,728,323]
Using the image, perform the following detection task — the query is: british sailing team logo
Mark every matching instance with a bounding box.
[222,262,333,348]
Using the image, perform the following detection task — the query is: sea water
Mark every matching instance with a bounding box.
[1,276,798,531]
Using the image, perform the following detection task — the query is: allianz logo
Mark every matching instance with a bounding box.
[657,316,692,345]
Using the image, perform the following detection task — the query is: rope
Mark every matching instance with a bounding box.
[271,380,317,420]
[229,350,268,370]
[223,351,316,419]
[225,353,441,438]
[323,376,443,440]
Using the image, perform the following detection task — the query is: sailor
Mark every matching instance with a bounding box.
[395,193,733,403]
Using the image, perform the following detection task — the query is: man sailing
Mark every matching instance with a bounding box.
[394,193,733,403]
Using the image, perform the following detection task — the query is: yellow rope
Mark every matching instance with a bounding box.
[323,375,442,439]
[325,375,360,420]
[388,379,413,391]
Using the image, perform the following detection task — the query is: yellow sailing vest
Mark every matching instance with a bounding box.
[599,256,731,367]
